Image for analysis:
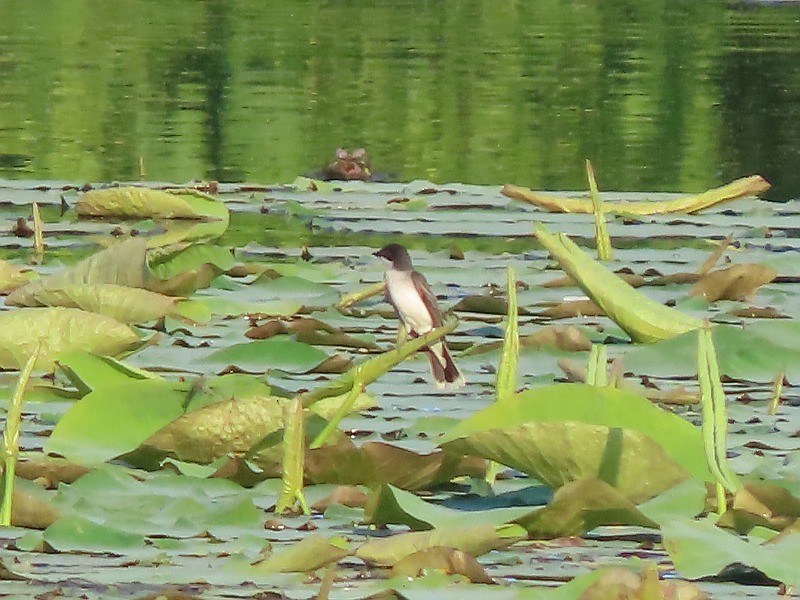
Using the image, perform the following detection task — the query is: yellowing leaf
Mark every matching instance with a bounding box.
[76,187,202,219]
[8,284,178,323]
[503,174,770,215]
[0,308,144,371]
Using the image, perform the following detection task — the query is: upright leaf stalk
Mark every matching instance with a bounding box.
[0,346,39,525]
[496,267,519,402]
[586,159,612,261]
[697,326,742,513]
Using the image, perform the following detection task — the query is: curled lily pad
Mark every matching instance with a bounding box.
[0,307,146,371]
[440,383,711,501]
[304,439,485,490]
[0,260,32,293]
[514,478,658,538]
[8,283,180,324]
[7,238,150,306]
[141,394,286,465]
[76,186,221,220]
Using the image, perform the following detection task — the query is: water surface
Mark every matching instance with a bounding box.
[0,0,799,198]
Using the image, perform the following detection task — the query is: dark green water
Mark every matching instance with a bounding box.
[1,0,799,198]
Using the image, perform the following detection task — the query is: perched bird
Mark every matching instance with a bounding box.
[374,243,465,389]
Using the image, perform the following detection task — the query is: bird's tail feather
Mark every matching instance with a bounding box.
[426,342,465,390]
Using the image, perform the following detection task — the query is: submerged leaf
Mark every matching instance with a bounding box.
[0,308,145,371]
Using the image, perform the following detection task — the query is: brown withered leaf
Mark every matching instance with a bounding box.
[313,354,354,374]
[720,482,800,533]
[469,326,592,356]
[690,263,777,302]
[540,299,604,320]
[579,564,709,600]
[390,547,494,584]
[11,487,60,529]
[543,272,646,289]
[305,439,485,490]
[14,456,92,489]
[649,272,702,286]
[311,486,369,512]
[728,306,789,319]
[451,295,530,315]
[524,326,593,352]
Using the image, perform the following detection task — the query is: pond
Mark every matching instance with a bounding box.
[1,0,799,199]
[0,178,799,598]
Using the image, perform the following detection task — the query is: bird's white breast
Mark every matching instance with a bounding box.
[385,270,433,333]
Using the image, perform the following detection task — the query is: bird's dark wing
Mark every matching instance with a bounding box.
[411,271,445,327]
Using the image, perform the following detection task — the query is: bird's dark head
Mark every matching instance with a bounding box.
[374,243,413,270]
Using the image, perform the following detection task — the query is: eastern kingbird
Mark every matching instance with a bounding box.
[373,243,465,389]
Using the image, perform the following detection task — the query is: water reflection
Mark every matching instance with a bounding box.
[0,0,797,199]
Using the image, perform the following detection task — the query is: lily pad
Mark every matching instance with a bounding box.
[10,283,179,323]
[441,383,711,501]
[0,307,146,371]
[202,337,330,374]
[46,379,190,465]
[76,187,222,220]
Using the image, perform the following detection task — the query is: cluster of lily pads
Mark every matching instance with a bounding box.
[0,177,798,598]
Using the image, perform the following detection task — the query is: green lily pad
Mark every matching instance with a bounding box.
[366,484,537,531]
[623,322,800,381]
[46,379,190,465]
[441,383,711,501]
[203,337,330,373]
[43,515,147,554]
[663,518,800,586]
